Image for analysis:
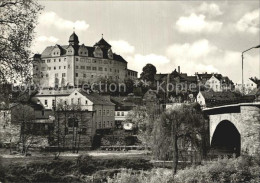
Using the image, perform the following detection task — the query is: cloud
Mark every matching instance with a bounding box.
[109,40,135,54]
[36,36,59,43]
[176,13,223,33]
[167,39,218,59]
[39,12,89,31]
[166,39,259,83]
[127,54,170,74]
[236,9,259,34]
[166,39,220,74]
[198,2,223,17]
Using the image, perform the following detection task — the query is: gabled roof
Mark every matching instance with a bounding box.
[196,73,213,80]
[111,96,137,111]
[94,38,111,49]
[249,78,260,85]
[79,90,115,106]
[39,44,127,63]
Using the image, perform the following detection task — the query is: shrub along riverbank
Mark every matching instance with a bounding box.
[1,155,259,183]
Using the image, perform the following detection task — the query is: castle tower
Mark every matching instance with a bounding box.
[68,32,79,46]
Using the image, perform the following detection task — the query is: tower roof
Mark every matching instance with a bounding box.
[94,37,111,49]
[69,32,79,45]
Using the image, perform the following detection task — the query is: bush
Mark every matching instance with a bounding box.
[0,157,6,182]
[32,172,61,182]
[108,169,172,183]
[174,156,260,183]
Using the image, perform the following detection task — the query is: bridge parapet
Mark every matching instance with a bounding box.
[205,102,260,156]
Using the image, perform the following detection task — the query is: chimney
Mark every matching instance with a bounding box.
[178,66,180,73]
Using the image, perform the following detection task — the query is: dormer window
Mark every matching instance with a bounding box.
[78,44,88,56]
[108,49,113,59]
[94,46,103,58]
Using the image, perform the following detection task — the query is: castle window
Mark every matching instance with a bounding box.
[81,66,85,69]
[76,58,79,61]
[54,59,56,62]
[47,59,51,63]
[76,66,79,69]
[85,100,88,105]
[64,58,66,61]
[75,73,78,77]
[46,74,49,77]
[92,67,97,71]
[54,66,56,70]
[55,73,58,78]
[104,68,107,71]
[45,100,48,105]
[86,66,91,70]
[48,67,51,70]
[64,66,66,69]
[42,60,45,63]
[98,67,103,71]
[91,75,93,78]
[62,73,66,77]
[59,66,61,69]
[83,74,86,78]
[59,59,61,62]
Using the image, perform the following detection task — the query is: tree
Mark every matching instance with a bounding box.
[11,103,35,155]
[0,0,43,83]
[140,64,157,82]
[153,103,206,174]
[54,103,84,156]
[125,105,158,150]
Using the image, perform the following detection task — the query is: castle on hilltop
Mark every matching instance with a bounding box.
[33,32,138,87]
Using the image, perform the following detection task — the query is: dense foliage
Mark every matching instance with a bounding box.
[109,156,260,183]
[0,0,43,83]
[140,64,157,82]
[0,155,153,183]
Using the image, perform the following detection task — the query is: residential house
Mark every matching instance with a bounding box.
[235,77,259,94]
[111,95,140,129]
[32,88,115,131]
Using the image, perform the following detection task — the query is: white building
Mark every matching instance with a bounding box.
[205,75,222,92]
[235,78,258,95]
[32,88,115,130]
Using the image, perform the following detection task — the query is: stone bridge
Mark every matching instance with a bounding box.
[203,102,260,156]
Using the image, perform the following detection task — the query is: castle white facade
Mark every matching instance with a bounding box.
[33,33,138,87]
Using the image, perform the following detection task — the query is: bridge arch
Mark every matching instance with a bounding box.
[211,120,241,156]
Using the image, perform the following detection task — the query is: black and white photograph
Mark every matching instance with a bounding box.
[0,0,260,182]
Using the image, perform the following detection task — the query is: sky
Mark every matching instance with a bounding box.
[32,0,260,83]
